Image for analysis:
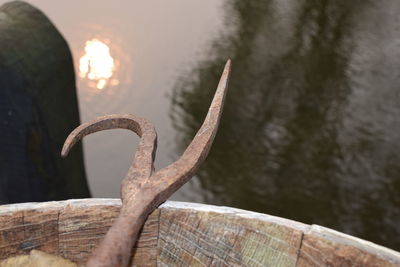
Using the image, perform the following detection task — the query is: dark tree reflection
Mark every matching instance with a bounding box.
[171,0,400,250]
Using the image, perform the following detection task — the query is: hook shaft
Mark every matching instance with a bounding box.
[62,59,231,267]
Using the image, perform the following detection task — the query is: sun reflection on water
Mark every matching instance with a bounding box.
[79,38,119,90]
[75,31,132,119]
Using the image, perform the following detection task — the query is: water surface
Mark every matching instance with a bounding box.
[171,0,400,250]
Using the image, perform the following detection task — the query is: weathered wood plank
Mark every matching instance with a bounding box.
[21,207,59,254]
[158,202,305,267]
[0,211,24,259]
[297,225,400,267]
[0,199,399,266]
[57,199,159,266]
[58,200,120,264]
[0,199,159,266]
[0,202,63,260]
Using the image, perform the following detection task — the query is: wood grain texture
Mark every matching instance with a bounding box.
[0,199,159,266]
[297,226,400,267]
[58,201,120,264]
[22,207,59,254]
[0,210,24,259]
[0,199,399,266]
[158,204,304,267]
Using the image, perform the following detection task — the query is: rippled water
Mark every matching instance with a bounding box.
[171,0,400,250]
[3,0,400,250]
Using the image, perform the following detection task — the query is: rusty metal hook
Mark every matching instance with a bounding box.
[62,59,231,267]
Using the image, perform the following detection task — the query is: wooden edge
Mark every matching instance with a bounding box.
[161,201,309,231]
[0,199,121,215]
[301,225,400,266]
[163,201,400,261]
[0,199,399,266]
[160,201,400,266]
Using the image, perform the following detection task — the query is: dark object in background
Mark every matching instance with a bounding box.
[0,1,91,203]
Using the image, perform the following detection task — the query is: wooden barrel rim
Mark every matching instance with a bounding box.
[0,198,399,266]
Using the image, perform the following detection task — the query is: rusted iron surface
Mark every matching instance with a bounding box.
[61,60,231,267]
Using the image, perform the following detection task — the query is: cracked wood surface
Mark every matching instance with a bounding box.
[158,206,303,266]
[0,199,399,266]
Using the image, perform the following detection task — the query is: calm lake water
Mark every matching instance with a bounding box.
[3,0,400,251]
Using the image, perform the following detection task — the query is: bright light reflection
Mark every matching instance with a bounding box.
[79,39,116,90]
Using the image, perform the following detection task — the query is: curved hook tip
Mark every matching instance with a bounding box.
[61,145,69,158]
[61,129,81,158]
[61,138,73,158]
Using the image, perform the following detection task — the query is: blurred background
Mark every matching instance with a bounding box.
[0,0,399,251]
